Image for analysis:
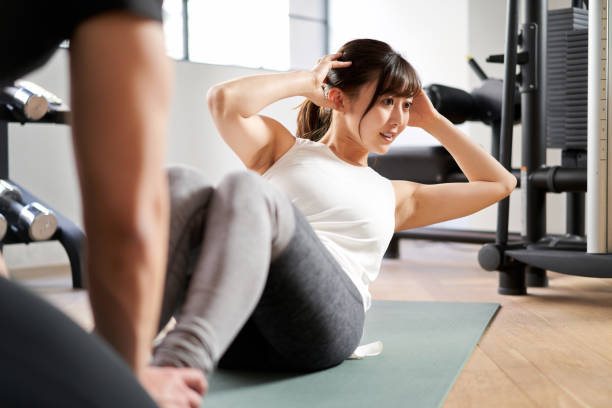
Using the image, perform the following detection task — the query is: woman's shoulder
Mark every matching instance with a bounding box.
[262,137,323,175]
[272,136,317,161]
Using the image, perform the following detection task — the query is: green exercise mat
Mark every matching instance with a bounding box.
[204,300,499,408]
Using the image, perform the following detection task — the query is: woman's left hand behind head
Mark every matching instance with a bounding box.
[407,89,440,129]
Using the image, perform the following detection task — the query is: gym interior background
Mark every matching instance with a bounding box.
[4,0,569,269]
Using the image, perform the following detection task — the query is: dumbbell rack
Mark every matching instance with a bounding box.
[0,106,85,288]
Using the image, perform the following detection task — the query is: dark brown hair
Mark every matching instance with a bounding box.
[296,39,421,141]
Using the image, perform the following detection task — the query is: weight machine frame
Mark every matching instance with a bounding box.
[0,107,85,288]
[480,0,612,293]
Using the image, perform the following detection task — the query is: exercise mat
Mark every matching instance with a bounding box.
[204,300,499,408]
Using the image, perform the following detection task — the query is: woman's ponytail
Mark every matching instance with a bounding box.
[296,99,332,142]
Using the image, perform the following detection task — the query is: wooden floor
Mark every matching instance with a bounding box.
[10,239,612,407]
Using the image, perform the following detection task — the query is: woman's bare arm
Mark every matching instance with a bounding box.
[207,54,350,172]
[393,91,516,231]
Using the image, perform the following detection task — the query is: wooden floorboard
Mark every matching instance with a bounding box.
[10,239,612,407]
[443,347,537,408]
[370,240,612,408]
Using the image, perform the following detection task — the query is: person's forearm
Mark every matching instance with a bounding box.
[208,71,314,118]
[424,114,516,189]
[70,13,171,374]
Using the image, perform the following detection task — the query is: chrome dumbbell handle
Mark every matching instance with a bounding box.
[0,198,58,241]
[0,180,58,241]
[19,202,58,241]
[1,86,49,120]
[0,179,22,202]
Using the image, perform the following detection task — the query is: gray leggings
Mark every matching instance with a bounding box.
[152,167,364,375]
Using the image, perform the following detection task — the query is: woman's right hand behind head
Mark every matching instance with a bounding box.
[306,53,351,108]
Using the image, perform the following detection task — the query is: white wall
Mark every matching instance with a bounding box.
[5,50,301,268]
[329,0,470,147]
[6,0,575,268]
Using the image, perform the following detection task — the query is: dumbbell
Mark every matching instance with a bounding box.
[1,85,49,121]
[0,180,58,241]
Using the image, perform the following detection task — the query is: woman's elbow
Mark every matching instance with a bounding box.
[206,84,231,117]
[501,175,517,197]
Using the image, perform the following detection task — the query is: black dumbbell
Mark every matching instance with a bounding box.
[0,180,58,241]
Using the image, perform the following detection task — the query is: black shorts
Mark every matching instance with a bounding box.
[0,0,162,87]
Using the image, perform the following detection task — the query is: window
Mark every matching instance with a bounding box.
[162,0,186,60]
[162,0,327,71]
[187,0,290,70]
[289,0,328,70]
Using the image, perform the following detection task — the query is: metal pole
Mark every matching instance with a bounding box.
[521,0,549,287]
[491,120,501,161]
[182,0,189,60]
[521,0,547,244]
[587,0,609,252]
[567,192,586,235]
[496,0,520,246]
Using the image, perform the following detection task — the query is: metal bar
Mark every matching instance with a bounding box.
[521,0,547,243]
[395,228,521,245]
[496,0,520,246]
[608,0,612,250]
[468,56,489,80]
[491,120,501,161]
[530,167,587,191]
[587,0,608,252]
[567,192,586,235]
[324,0,330,54]
[182,0,189,60]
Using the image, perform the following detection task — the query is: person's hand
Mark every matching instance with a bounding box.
[140,366,208,408]
[306,52,351,108]
[407,89,441,130]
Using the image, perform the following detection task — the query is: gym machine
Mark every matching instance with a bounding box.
[478,0,612,294]
[371,0,612,293]
[0,80,85,288]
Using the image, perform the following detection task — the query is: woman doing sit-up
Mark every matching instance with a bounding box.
[152,39,516,388]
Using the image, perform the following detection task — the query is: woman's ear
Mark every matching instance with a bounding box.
[328,88,345,112]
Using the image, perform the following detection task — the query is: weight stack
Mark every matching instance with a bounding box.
[546,8,588,149]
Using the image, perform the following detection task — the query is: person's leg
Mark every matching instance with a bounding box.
[218,204,365,372]
[158,166,215,331]
[153,170,296,375]
[0,278,157,407]
[153,169,364,374]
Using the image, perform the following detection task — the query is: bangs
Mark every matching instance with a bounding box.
[377,56,421,99]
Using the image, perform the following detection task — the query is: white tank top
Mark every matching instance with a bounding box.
[262,137,396,311]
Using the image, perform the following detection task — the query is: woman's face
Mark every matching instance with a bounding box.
[344,81,413,154]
